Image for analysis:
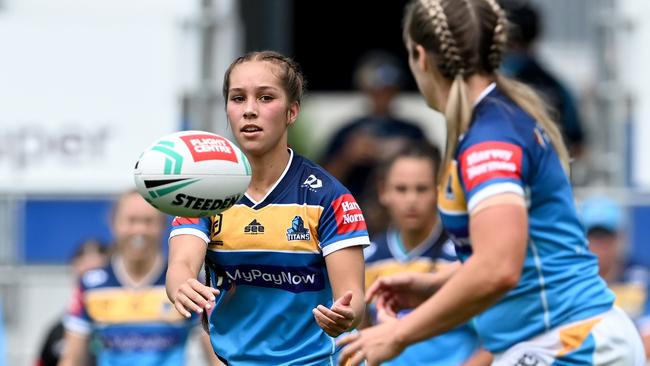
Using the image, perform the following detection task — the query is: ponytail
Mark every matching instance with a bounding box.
[440,75,473,182]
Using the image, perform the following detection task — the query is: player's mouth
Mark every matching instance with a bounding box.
[404,211,420,219]
[128,235,146,250]
[241,124,262,137]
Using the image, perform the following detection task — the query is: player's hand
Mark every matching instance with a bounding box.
[313,290,356,337]
[365,272,437,314]
[172,278,219,318]
[375,299,398,324]
[336,321,405,366]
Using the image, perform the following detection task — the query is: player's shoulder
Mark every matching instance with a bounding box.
[466,88,536,145]
[364,233,392,262]
[294,153,354,201]
[80,264,113,289]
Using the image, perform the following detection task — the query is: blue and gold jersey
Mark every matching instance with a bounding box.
[64,257,196,366]
[438,84,614,352]
[365,225,479,366]
[170,150,370,366]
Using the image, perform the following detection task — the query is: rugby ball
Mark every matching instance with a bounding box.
[134,130,251,217]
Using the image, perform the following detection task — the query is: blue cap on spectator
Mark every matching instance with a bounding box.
[579,197,623,234]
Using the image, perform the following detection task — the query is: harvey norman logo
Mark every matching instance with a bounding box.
[332,194,367,234]
[460,141,522,191]
[223,264,324,293]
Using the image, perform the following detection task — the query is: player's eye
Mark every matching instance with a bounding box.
[416,185,430,193]
[230,95,245,103]
[394,185,407,193]
[259,95,274,102]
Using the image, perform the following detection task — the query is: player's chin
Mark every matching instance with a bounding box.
[400,217,423,229]
[239,142,271,157]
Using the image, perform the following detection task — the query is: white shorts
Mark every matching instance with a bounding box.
[492,307,646,365]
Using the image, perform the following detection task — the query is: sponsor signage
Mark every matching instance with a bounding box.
[223,264,325,293]
[0,2,182,193]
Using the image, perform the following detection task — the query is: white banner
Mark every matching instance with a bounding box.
[620,0,650,188]
[0,1,192,193]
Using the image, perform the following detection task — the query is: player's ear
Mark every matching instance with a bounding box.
[414,44,430,73]
[286,101,300,126]
[377,180,389,207]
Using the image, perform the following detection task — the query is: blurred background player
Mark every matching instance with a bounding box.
[58,190,219,366]
[321,50,428,235]
[364,142,490,366]
[499,0,585,158]
[35,238,110,366]
[166,51,368,365]
[580,196,650,358]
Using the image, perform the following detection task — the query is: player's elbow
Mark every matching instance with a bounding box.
[472,255,521,295]
[488,263,521,294]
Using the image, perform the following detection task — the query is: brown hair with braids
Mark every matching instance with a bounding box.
[403,0,570,180]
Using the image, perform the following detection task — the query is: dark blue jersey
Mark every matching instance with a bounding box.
[171,150,370,365]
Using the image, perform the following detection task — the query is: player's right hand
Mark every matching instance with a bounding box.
[172,278,220,318]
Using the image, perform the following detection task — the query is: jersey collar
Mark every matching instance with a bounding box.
[474,82,497,106]
[386,223,443,262]
[241,148,297,209]
[112,253,164,289]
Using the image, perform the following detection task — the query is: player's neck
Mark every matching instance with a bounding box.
[117,252,163,286]
[601,263,621,284]
[246,146,291,202]
[466,73,495,104]
[400,217,437,251]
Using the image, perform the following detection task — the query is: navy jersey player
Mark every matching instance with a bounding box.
[338,1,646,365]
[364,142,488,366]
[59,191,218,366]
[166,51,369,366]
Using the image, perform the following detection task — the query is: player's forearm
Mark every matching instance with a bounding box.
[350,288,366,330]
[395,256,514,347]
[57,332,89,366]
[427,262,460,293]
[165,261,200,303]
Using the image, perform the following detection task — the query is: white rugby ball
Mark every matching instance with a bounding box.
[134,130,251,217]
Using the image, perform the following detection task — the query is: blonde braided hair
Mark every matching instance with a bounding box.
[419,0,466,78]
[482,0,508,70]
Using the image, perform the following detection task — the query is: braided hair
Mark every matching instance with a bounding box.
[403,0,570,176]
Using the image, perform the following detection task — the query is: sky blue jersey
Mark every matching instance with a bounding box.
[437,84,615,352]
[170,150,370,365]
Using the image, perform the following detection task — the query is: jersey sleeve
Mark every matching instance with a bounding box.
[318,186,370,256]
[456,128,530,212]
[169,216,212,243]
[62,281,93,336]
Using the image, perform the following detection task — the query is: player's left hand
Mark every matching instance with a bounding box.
[313,290,356,337]
[336,321,405,366]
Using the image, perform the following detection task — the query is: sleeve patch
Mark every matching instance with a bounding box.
[172,217,200,226]
[67,285,84,317]
[460,141,523,191]
[331,194,367,234]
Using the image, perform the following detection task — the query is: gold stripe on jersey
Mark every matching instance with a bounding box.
[365,259,436,291]
[208,204,323,253]
[438,161,468,214]
[85,287,185,324]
